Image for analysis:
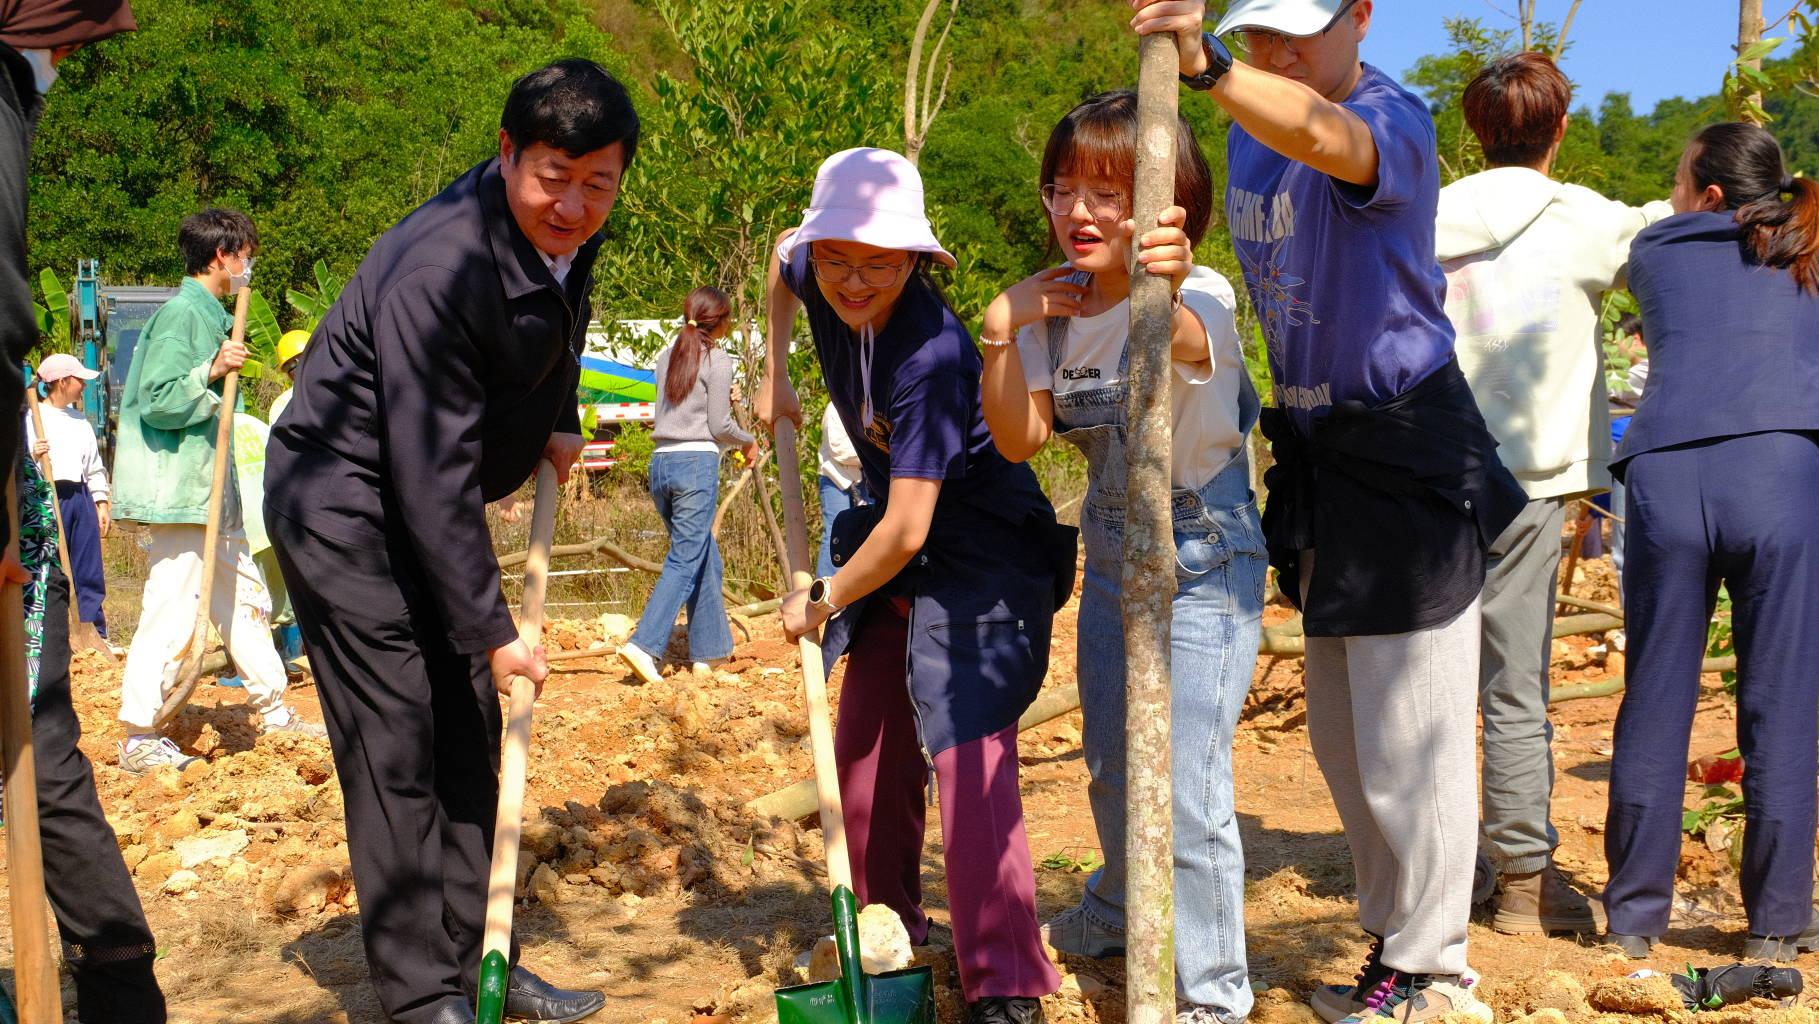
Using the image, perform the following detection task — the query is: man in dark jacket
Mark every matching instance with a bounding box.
[265,59,634,1024]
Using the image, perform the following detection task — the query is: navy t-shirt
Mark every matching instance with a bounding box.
[781,250,1016,502]
[1226,63,1456,436]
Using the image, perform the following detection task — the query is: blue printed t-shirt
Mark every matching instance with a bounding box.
[1226,62,1456,436]
[780,250,1019,501]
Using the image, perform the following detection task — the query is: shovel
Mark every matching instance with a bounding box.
[768,418,935,1024]
[2,476,64,1024]
[476,458,559,1024]
[25,387,114,658]
[153,286,250,731]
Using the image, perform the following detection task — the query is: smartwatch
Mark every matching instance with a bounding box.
[808,576,842,613]
[1180,31,1235,91]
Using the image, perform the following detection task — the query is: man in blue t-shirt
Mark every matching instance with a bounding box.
[1134,3,1523,1023]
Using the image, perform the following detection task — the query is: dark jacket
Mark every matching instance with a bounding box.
[266,158,599,654]
[1615,211,1819,475]
[2,44,41,554]
[1,7,136,551]
[822,469,1078,756]
[1261,356,1525,636]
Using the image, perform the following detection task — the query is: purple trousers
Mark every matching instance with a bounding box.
[834,597,1059,1002]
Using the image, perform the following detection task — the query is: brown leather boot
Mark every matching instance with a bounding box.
[1493,864,1607,935]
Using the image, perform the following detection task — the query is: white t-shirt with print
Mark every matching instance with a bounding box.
[1015,265,1247,490]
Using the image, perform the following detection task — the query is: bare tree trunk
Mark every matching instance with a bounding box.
[1552,0,1584,58]
[1123,30,1180,1024]
[1740,0,1767,118]
[904,0,958,166]
[1519,0,1535,50]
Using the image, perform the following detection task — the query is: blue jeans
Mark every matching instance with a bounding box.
[1076,460,1266,1016]
[817,475,869,579]
[629,452,735,663]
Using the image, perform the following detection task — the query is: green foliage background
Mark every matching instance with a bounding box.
[25,0,1818,362]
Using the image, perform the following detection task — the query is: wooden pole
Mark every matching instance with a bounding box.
[770,418,853,889]
[1125,29,1181,1024]
[25,390,111,655]
[2,476,64,1023]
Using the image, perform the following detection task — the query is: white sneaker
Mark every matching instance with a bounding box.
[119,736,200,775]
[262,707,329,739]
[619,644,663,686]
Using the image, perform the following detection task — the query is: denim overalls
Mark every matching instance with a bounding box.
[1045,294,1267,1018]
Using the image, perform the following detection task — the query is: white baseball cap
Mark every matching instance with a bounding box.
[1215,0,1352,37]
[36,353,99,382]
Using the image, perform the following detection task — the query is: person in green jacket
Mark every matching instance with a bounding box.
[112,207,324,774]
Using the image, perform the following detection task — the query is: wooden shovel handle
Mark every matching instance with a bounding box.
[2,474,64,1023]
[771,417,853,892]
[24,390,80,622]
[153,287,249,729]
[481,458,559,957]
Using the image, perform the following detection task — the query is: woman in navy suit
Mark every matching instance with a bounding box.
[1602,122,1819,960]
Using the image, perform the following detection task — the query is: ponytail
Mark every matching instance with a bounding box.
[663,286,731,405]
[1740,174,1819,296]
[1686,122,1819,295]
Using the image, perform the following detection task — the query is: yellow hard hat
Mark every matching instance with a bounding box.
[277,330,311,369]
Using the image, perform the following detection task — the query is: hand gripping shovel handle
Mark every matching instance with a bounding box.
[25,389,111,656]
[2,475,64,1023]
[771,418,853,891]
[476,459,559,1024]
[153,287,250,730]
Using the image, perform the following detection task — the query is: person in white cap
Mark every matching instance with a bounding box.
[25,352,114,642]
[759,147,1078,1024]
[1131,3,1525,1023]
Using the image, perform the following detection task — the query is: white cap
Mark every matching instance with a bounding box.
[36,353,99,382]
[1215,0,1349,37]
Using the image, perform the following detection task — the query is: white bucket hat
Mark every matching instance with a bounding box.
[776,148,956,269]
[1215,0,1350,37]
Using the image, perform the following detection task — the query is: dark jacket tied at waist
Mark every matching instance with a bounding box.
[1261,356,1524,637]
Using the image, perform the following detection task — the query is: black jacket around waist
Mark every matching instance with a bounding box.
[266,158,600,654]
[1261,356,1524,637]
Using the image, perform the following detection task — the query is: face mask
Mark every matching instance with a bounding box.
[228,257,255,292]
[20,49,59,95]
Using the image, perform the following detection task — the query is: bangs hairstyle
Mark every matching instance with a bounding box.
[1039,90,1214,247]
[1463,52,1573,167]
[178,208,258,276]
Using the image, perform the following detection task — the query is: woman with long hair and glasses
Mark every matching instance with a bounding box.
[1603,122,1819,961]
[620,287,759,684]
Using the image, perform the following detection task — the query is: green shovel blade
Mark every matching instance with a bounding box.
[774,887,937,1024]
[476,948,509,1024]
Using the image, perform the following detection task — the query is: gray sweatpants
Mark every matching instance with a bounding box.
[1478,497,1568,874]
[1303,558,1480,977]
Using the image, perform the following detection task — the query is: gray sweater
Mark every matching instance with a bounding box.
[651,344,755,449]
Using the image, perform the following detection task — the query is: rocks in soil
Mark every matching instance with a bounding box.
[175,828,250,868]
[1521,971,1592,1016]
[268,861,351,917]
[803,903,916,981]
[1589,974,1685,1016]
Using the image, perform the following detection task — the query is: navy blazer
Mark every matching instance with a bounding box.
[267,158,602,654]
[1616,211,1819,475]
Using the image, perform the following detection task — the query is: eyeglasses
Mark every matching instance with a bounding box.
[810,257,912,289]
[1237,0,1358,56]
[1039,184,1128,223]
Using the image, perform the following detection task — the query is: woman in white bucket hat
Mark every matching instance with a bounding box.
[760,147,1078,1024]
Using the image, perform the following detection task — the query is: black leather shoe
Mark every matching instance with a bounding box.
[1746,921,1819,962]
[966,996,1044,1024]
[1607,932,1658,959]
[425,1003,477,1024]
[504,966,606,1024]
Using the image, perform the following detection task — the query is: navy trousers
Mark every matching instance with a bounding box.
[1605,430,1819,938]
[55,479,108,634]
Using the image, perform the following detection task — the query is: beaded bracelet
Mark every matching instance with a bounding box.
[977,335,1017,349]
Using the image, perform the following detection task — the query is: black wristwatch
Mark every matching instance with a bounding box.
[1179,31,1234,91]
